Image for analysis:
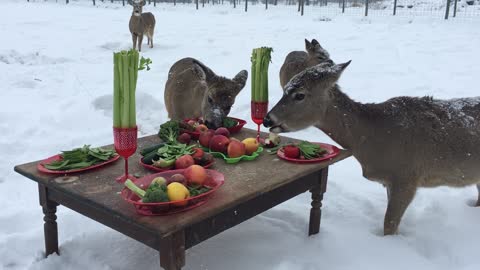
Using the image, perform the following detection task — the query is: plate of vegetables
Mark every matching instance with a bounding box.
[276,141,340,164]
[37,145,119,174]
[139,143,214,172]
[121,167,224,216]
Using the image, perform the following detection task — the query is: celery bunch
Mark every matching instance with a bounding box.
[251,47,273,102]
[113,49,150,128]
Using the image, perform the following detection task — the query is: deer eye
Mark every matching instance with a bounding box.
[294,93,305,101]
[208,97,213,104]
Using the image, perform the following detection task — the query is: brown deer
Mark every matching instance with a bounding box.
[264,61,480,235]
[128,0,155,52]
[164,57,248,129]
[279,38,333,89]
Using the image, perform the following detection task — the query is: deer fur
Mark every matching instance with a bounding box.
[164,57,248,129]
[264,61,480,235]
[128,0,155,52]
[279,38,333,89]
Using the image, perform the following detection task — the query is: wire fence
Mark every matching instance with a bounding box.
[25,0,480,19]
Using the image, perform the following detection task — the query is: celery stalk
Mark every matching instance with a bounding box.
[113,53,121,127]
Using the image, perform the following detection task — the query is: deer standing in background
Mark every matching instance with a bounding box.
[164,58,248,129]
[279,38,333,89]
[128,0,155,52]
[264,60,480,235]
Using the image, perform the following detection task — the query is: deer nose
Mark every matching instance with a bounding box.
[263,114,273,128]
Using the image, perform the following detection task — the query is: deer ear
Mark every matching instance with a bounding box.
[334,60,351,74]
[233,70,248,92]
[311,39,320,46]
[141,0,146,6]
[192,59,216,82]
[305,39,312,51]
[128,0,133,5]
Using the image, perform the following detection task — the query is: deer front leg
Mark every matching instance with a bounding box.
[131,34,137,50]
[137,34,144,52]
[383,183,416,235]
[475,184,480,207]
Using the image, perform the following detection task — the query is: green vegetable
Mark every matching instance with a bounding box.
[187,185,212,197]
[113,50,151,128]
[251,47,273,102]
[297,141,327,159]
[222,118,238,128]
[124,179,169,203]
[152,158,176,168]
[44,145,117,171]
[142,151,160,165]
[151,143,196,168]
[140,143,165,156]
[158,120,180,144]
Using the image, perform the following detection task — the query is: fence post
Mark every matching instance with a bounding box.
[174,0,176,5]
[93,0,96,5]
[301,0,304,15]
[298,0,301,11]
[453,0,458,17]
[123,0,125,6]
[342,0,345,12]
[154,0,156,6]
[365,0,368,16]
[393,0,397,15]
[274,0,277,5]
[245,0,248,11]
[445,0,451,19]
[266,0,268,9]
[196,0,199,9]
[66,0,69,4]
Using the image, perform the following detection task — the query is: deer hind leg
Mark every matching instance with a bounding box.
[475,184,480,207]
[383,183,416,235]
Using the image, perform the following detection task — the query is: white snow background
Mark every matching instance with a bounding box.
[1,0,480,269]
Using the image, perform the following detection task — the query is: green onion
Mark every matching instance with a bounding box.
[251,47,273,102]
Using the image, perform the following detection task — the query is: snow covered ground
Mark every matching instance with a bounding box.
[1,0,480,269]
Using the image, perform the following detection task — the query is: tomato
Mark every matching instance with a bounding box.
[283,145,300,159]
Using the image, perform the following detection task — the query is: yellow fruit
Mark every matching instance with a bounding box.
[242,138,259,155]
[167,182,190,206]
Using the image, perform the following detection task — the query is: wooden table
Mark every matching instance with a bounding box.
[14,128,351,270]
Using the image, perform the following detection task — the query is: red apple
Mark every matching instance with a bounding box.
[191,148,204,159]
[195,124,208,133]
[184,165,208,185]
[209,135,230,154]
[199,129,215,148]
[177,133,192,144]
[283,145,300,159]
[175,155,194,169]
[215,127,230,137]
[227,140,246,158]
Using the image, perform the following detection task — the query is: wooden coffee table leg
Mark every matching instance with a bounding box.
[308,167,329,236]
[38,184,59,256]
[159,230,186,270]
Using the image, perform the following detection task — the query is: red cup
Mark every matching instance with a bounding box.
[113,126,138,183]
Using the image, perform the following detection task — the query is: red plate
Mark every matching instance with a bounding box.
[121,169,224,216]
[139,157,215,172]
[37,154,120,174]
[277,143,340,164]
[181,117,247,140]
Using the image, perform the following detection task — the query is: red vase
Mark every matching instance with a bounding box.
[251,101,268,142]
[113,126,138,183]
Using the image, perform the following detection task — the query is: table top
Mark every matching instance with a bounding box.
[14,128,351,237]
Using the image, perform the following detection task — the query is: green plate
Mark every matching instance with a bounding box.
[202,147,263,164]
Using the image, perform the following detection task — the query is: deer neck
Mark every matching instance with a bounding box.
[315,85,366,150]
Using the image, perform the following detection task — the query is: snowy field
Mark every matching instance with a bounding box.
[1,0,480,269]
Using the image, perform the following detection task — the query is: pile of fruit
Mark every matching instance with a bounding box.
[198,127,260,158]
[124,165,211,206]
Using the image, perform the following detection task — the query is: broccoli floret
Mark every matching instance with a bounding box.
[142,182,169,203]
[158,120,180,143]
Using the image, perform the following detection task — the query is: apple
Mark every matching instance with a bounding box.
[242,138,259,155]
[177,133,192,144]
[227,140,246,158]
[184,165,208,185]
[195,124,209,133]
[215,127,230,137]
[209,135,230,153]
[175,155,194,169]
[199,129,215,148]
[168,174,187,185]
[191,148,204,159]
[283,145,300,159]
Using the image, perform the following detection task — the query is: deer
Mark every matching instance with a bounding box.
[128,0,155,52]
[164,57,248,129]
[264,60,480,236]
[279,38,333,89]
